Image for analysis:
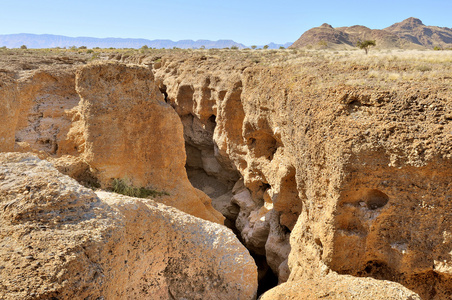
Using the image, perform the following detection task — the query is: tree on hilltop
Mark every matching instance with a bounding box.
[357,40,376,55]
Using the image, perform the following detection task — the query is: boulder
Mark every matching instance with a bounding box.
[260,273,420,300]
[0,153,257,299]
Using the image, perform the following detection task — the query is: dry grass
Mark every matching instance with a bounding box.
[1,47,450,91]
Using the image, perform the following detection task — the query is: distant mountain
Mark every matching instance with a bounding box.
[252,42,293,49]
[0,33,248,49]
[290,18,452,50]
[384,17,452,48]
[290,23,352,49]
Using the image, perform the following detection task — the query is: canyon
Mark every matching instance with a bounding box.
[0,48,451,299]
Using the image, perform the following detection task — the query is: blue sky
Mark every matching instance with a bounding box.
[0,0,450,45]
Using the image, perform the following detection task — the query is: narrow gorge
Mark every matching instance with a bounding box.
[1,49,451,299]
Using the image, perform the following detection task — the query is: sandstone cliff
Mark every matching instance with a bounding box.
[151,50,452,298]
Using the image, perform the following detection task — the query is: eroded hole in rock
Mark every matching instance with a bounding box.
[52,158,100,190]
[359,260,395,279]
[246,131,278,160]
[315,238,323,257]
[364,189,389,210]
[332,188,391,275]
[208,114,216,124]
[330,178,452,298]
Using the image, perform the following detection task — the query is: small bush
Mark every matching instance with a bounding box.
[20,45,27,49]
[357,40,376,54]
[415,65,432,72]
[111,178,169,198]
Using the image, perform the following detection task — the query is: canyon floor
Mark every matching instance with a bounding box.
[1,48,451,299]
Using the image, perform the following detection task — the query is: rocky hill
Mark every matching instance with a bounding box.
[0,48,451,299]
[385,17,452,48]
[291,17,452,50]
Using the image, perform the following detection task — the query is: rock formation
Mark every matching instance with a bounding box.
[152,52,452,298]
[0,152,257,299]
[290,17,452,50]
[1,49,451,298]
[385,17,452,49]
[70,62,223,223]
[260,273,421,299]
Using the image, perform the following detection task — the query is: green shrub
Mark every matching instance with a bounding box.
[111,178,169,198]
[357,40,376,54]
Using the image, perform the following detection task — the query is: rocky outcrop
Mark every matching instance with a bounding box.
[260,273,421,299]
[1,50,452,298]
[1,59,223,224]
[0,152,257,299]
[0,72,19,152]
[69,62,223,223]
[153,53,452,297]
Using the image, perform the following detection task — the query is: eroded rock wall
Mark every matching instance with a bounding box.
[154,58,298,284]
[154,54,452,298]
[1,51,452,298]
[14,70,80,156]
[0,72,18,152]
